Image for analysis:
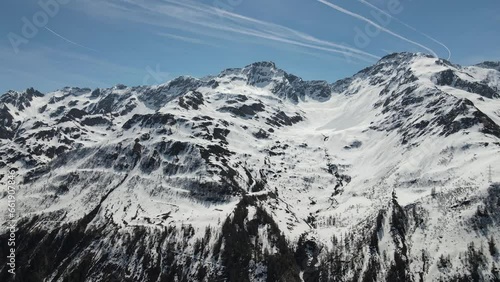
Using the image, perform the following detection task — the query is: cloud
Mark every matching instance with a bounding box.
[75,0,380,63]
[358,0,451,60]
[157,32,219,48]
[317,0,438,58]
[44,26,99,52]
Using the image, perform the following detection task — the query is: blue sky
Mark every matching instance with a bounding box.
[1,0,499,93]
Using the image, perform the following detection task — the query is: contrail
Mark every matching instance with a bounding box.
[211,7,380,60]
[317,0,438,58]
[204,21,378,63]
[151,0,380,61]
[44,27,99,52]
[359,0,451,60]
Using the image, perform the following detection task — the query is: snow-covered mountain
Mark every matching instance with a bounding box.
[1,53,500,282]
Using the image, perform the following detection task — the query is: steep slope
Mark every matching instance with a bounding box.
[1,53,500,282]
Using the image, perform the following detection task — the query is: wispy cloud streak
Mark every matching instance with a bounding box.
[359,0,451,59]
[317,0,438,57]
[211,7,380,61]
[44,27,99,52]
[79,0,380,62]
[158,32,212,45]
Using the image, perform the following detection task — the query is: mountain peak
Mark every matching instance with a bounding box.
[218,61,279,77]
[475,61,500,71]
[244,61,277,70]
[378,52,434,64]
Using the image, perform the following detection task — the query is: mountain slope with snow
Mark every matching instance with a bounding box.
[1,53,500,282]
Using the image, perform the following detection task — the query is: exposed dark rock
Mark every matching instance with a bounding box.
[266,111,303,127]
[433,69,499,99]
[344,140,362,150]
[218,103,265,118]
[122,113,180,130]
[81,116,112,126]
[50,106,66,118]
[253,129,270,139]
[475,61,500,71]
[178,91,204,110]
